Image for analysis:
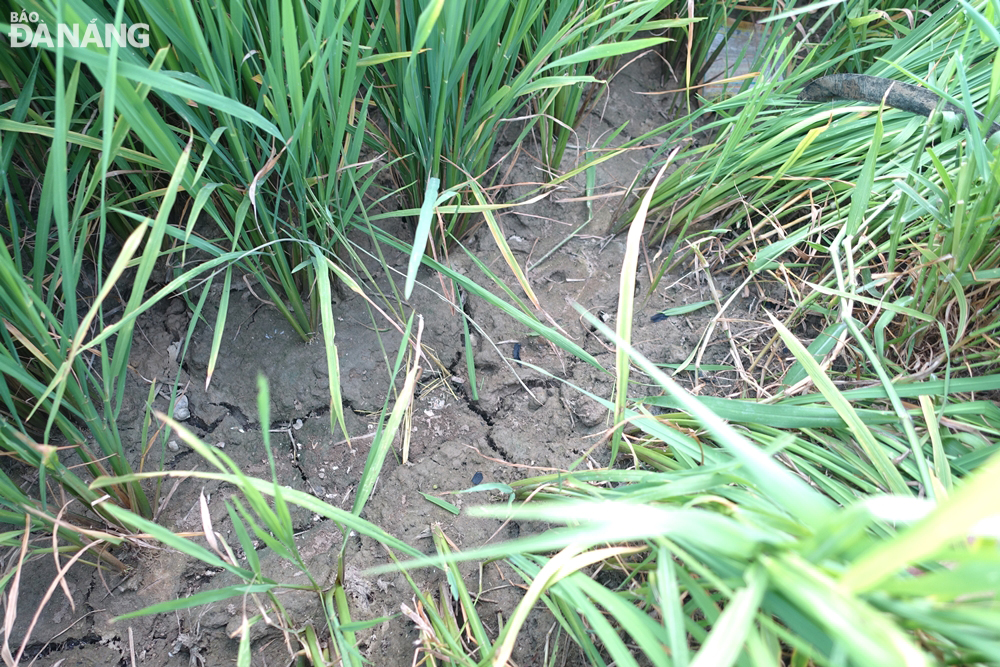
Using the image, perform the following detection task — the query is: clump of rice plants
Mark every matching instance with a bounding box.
[1,3,279,583]
[364,0,676,246]
[530,0,684,172]
[79,376,429,667]
[375,307,1000,666]
[3,0,396,342]
[620,0,1000,385]
[0,112,232,540]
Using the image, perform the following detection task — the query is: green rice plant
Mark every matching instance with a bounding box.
[3,0,397,341]
[364,0,673,250]
[530,0,687,172]
[384,525,498,665]
[0,35,283,583]
[658,0,751,97]
[83,374,427,667]
[1,1,396,552]
[374,310,1000,665]
[613,0,1000,384]
[620,0,956,241]
[0,54,177,530]
[0,22,161,244]
[874,145,1000,373]
[0,92,256,554]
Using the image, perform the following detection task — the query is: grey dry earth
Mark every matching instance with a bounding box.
[11,53,778,666]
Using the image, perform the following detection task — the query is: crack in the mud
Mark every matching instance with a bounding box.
[20,633,123,665]
[287,430,313,494]
[523,378,556,391]
[168,448,197,467]
[265,416,336,535]
[484,433,512,461]
[183,392,336,535]
[456,386,514,461]
[341,397,366,417]
[443,342,519,462]
[217,401,254,430]
[184,410,226,434]
[308,405,331,419]
[463,397,495,427]
[446,350,496,426]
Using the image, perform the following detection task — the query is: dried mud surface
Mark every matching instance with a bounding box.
[13,54,778,666]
